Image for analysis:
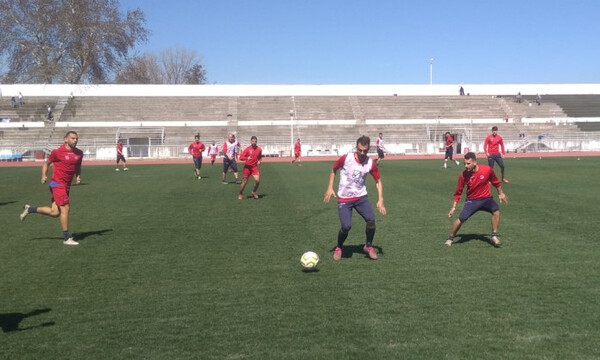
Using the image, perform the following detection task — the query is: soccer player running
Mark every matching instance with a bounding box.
[484,126,509,183]
[446,152,508,247]
[291,138,302,166]
[19,131,83,245]
[188,135,205,180]
[443,131,460,168]
[115,139,128,171]
[375,132,386,165]
[207,141,219,166]
[238,136,263,200]
[324,135,386,261]
[222,133,241,184]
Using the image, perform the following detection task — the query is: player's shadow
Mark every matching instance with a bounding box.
[453,233,492,245]
[0,200,17,207]
[0,308,55,333]
[72,228,113,241]
[332,244,384,259]
[242,194,268,199]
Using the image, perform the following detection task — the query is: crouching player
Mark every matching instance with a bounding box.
[446,152,508,247]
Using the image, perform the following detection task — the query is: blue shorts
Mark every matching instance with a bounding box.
[193,156,202,169]
[222,157,238,173]
[337,196,376,233]
[445,147,454,159]
[377,149,385,159]
[487,153,504,168]
[458,197,499,222]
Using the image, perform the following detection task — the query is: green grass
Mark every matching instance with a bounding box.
[1,157,600,359]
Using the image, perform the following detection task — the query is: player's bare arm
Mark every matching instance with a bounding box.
[497,188,508,204]
[448,201,458,217]
[41,162,50,183]
[375,180,386,215]
[323,170,338,203]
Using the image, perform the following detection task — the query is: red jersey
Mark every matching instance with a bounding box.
[294,142,301,154]
[445,135,454,148]
[240,145,262,167]
[484,134,505,155]
[116,143,123,155]
[47,144,83,185]
[188,141,205,157]
[453,164,500,203]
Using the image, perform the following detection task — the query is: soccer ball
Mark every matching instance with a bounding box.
[300,251,319,270]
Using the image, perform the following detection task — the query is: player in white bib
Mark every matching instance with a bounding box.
[324,136,386,261]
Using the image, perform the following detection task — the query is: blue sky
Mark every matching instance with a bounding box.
[119,0,600,85]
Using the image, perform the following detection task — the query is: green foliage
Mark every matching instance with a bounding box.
[1,157,599,359]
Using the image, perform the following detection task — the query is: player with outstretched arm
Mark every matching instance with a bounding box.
[238,136,263,200]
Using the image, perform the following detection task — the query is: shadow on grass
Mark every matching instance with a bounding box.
[72,228,113,241]
[454,233,493,246]
[29,228,113,242]
[0,200,17,207]
[331,244,384,259]
[0,308,55,333]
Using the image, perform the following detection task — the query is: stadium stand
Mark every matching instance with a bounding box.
[1,84,599,160]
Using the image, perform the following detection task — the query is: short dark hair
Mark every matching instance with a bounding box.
[357,135,370,147]
[64,131,78,138]
[492,126,498,131]
[251,136,257,141]
[464,152,477,161]
[195,135,200,139]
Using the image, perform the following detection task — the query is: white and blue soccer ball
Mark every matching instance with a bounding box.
[300,251,319,270]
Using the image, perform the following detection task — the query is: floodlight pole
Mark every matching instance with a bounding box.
[290,109,294,157]
[430,58,434,85]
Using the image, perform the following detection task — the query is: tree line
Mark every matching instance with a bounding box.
[0,0,206,84]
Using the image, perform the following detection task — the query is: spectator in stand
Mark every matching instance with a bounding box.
[47,106,54,121]
[18,92,25,106]
[536,94,542,106]
[11,97,17,108]
[516,92,522,103]
[459,85,465,96]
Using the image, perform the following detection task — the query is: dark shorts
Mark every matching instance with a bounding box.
[223,157,238,173]
[116,154,126,163]
[193,156,202,169]
[49,181,70,206]
[337,196,376,233]
[377,149,385,159]
[458,197,499,222]
[445,147,454,159]
[487,153,504,168]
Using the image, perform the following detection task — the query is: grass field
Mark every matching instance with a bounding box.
[1,157,600,359]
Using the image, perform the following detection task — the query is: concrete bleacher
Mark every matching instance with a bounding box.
[1,83,600,158]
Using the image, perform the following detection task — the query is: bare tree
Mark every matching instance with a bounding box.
[0,0,148,84]
[116,46,207,84]
[114,54,162,84]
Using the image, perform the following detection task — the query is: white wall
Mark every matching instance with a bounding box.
[1,83,600,97]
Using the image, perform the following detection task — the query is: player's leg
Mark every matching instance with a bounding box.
[334,202,353,260]
[487,154,495,168]
[445,199,481,246]
[21,201,60,222]
[238,166,250,199]
[222,160,230,184]
[496,156,508,183]
[354,197,378,259]
[251,173,260,199]
[490,209,502,247]
[231,161,241,184]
